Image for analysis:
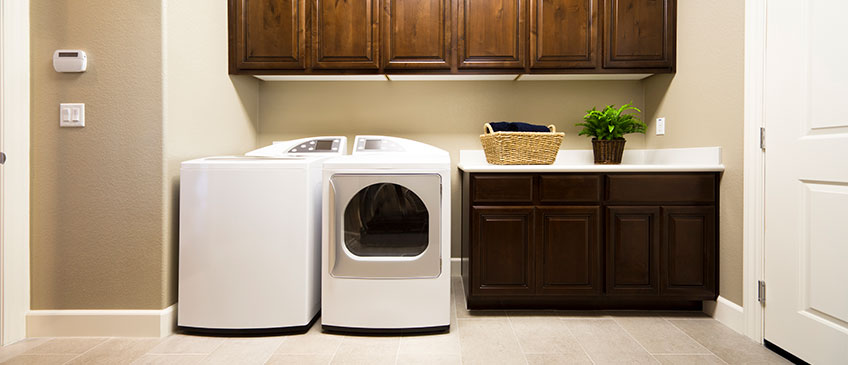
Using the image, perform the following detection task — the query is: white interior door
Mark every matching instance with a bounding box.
[0,0,29,345]
[763,1,848,363]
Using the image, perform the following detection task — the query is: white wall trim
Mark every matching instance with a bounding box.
[451,257,460,277]
[742,0,767,344]
[26,304,177,338]
[0,0,31,346]
[703,296,745,335]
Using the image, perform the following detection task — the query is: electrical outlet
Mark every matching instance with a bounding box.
[656,117,666,136]
[60,103,85,127]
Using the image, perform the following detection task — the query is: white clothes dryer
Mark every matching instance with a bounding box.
[321,136,451,334]
[178,136,346,334]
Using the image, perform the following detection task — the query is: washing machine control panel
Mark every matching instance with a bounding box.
[355,138,404,152]
[288,138,342,153]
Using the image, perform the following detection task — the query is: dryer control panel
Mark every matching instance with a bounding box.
[245,136,347,157]
[288,138,343,153]
[355,137,405,153]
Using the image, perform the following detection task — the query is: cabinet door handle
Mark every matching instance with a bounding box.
[0,152,6,165]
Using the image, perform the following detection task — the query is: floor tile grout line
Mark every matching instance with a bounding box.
[560,319,597,365]
[663,318,730,365]
[59,337,111,365]
[502,300,529,365]
[610,316,661,363]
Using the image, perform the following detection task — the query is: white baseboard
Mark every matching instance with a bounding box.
[703,296,744,334]
[27,304,176,338]
[451,257,460,277]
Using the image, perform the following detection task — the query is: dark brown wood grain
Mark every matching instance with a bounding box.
[472,174,534,203]
[536,206,601,295]
[606,174,716,203]
[471,207,535,296]
[602,0,675,69]
[234,0,307,70]
[606,206,660,295]
[228,0,676,74]
[457,0,527,69]
[530,0,598,69]
[462,171,717,309]
[382,0,452,69]
[661,206,716,298]
[539,174,602,203]
[312,0,380,69]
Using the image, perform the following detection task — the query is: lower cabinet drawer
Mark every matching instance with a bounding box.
[472,175,534,204]
[539,175,602,203]
[607,174,716,203]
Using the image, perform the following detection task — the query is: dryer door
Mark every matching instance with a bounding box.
[329,174,441,278]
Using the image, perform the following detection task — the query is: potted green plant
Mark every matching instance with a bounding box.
[576,103,647,164]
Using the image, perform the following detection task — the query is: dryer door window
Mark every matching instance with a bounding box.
[344,183,429,257]
[329,173,442,279]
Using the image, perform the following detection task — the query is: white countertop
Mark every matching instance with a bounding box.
[458,147,725,172]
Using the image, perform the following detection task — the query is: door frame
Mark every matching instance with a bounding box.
[742,0,766,343]
[0,0,31,346]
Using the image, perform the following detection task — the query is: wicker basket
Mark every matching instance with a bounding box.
[480,123,564,165]
[591,138,626,164]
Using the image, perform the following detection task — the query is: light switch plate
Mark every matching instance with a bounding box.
[60,103,85,127]
[656,117,665,136]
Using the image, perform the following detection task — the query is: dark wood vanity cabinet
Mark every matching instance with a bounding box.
[461,172,718,309]
[229,0,676,74]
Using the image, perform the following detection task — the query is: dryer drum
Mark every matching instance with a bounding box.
[343,183,429,257]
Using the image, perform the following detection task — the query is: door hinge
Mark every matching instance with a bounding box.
[758,280,766,304]
[760,127,766,150]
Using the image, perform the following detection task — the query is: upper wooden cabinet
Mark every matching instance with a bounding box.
[231,0,307,70]
[457,0,527,69]
[602,0,675,69]
[529,0,597,69]
[312,0,380,69]
[228,0,676,74]
[383,0,452,69]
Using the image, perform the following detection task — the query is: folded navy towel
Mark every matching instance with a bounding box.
[489,122,551,132]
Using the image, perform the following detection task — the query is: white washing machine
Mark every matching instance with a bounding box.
[178,136,346,334]
[321,136,451,334]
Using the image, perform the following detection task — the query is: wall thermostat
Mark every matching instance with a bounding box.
[53,50,87,72]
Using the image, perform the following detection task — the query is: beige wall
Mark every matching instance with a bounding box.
[30,0,166,309]
[161,0,259,307]
[30,0,259,310]
[257,80,646,257]
[643,0,745,305]
[30,0,744,310]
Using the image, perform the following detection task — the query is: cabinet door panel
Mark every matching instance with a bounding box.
[234,0,306,70]
[457,0,527,69]
[536,207,601,295]
[602,0,674,69]
[530,0,597,69]
[313,0,380,69]
[662,206,716,298]
[606,206,660,295]
[471,207,534,295]
[383,0,451,69]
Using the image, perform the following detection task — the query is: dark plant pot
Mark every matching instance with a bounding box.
[591,138,626,164]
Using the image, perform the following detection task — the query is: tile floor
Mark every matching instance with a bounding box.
[0,278,789,364]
